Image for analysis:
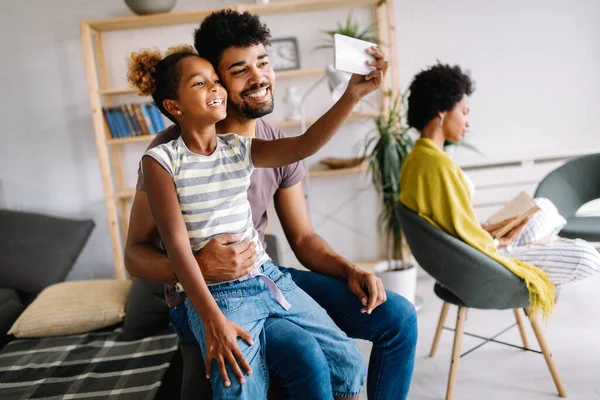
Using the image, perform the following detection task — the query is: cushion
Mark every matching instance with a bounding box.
[0,288,21,305]
[0,209,95,294]
[8,279,131,338]
[122,278,170,341]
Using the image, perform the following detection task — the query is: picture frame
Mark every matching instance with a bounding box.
[269,37,301,71]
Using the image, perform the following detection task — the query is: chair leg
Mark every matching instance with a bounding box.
[446,307,468,400]
[430,302,450,357]
[524,307,567,398]
[513,308,529,349]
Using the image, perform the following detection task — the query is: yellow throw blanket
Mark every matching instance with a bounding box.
[399,138,555,318]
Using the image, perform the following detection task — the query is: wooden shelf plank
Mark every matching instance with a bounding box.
[275,112,377,128]
[308,164,368,177]
[100,87,138,95]
[98,68,325,96]
[114,190,136,199]
[107,136,155,145]
[275,67,324,78]
[85,0,378,32]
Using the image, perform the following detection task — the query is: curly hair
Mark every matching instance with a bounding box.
[126,45,197,123]
[193,9,271,68]
[406,63,474,131]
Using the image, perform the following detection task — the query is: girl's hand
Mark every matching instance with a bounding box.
[204,316,254,387]
[344,46,388,101]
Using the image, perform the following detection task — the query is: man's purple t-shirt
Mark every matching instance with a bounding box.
[135,119,305,307]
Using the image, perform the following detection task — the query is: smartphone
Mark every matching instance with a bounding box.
[333,33,377,76]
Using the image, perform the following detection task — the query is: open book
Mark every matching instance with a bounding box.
[486,191,540,239]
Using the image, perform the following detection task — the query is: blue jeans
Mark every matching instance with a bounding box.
[171,266,417,399]
[185,261,366,399]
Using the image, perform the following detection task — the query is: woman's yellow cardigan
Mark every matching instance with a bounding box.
[399,138,555,318]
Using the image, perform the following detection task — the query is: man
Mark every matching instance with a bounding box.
[125,9,417,399]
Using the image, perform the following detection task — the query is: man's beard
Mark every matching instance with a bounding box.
[229,83,274,119]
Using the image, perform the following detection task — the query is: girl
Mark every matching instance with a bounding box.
[127,45,385,399]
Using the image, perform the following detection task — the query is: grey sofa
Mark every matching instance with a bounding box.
[0,209,95,349]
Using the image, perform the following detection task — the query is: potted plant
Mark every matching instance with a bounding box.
[312,13,379,51]
[361,95,417,304]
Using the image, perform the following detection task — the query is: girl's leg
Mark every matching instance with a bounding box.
[185,295,268,400]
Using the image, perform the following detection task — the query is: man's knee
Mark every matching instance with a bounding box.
[376,291,418,345]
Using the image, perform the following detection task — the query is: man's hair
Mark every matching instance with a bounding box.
[194,9,271,68]
[407,63,474,131]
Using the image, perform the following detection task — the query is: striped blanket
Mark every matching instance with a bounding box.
[0,326,179,399]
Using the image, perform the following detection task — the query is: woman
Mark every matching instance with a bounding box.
[399,63,600,317]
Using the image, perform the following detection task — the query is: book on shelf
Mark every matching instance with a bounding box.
[486,191,541,239]
[102,102,165,139]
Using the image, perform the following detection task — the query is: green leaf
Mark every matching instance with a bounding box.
[359,93,414,261]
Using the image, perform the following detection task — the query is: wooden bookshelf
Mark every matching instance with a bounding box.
[308,164,369,177]
[80,0,399,279]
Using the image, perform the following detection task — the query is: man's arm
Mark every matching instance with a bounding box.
[124,191,257,283]
[125,191,177,283]
[274,183,386,313]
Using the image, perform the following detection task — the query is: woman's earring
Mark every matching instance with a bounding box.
[177,111,182,115]
[439,115,444,127]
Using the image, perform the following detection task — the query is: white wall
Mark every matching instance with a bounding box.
[395,0,600,162]
[1,0,599,277]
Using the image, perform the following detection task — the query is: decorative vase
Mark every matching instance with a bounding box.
[282,86,302,121]
[124,0,177,15]
[374,260,417,305]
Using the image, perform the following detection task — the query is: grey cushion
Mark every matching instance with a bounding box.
[122,278,170,341]
[0,209,95,294]
[398,204,530,310]
[0,288,20,305]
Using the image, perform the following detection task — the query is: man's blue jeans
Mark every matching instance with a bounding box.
[171,267,417,399]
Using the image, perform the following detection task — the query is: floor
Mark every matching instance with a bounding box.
[355,271,600,400]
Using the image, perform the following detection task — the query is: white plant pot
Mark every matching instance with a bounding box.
[374,260,417,305]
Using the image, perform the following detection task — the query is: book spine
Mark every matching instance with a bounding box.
[126,104,141,136]
[109,108,122,138]
[147,103,161,132]
[153,104,165,131]
[133,104,150,135]
[102,108,117,138]
[141,104,155,135]
[114,107,131,137]
[120,105,135,136]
